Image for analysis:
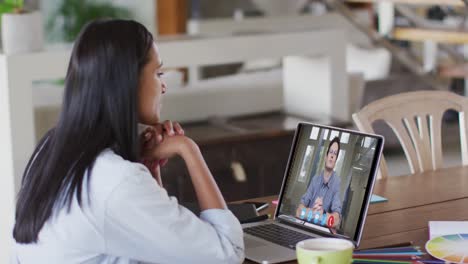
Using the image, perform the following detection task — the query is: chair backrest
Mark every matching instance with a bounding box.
[352,91,468,179]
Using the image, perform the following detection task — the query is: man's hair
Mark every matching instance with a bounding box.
[327,136,341,157]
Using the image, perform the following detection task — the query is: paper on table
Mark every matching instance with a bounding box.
[429,221,468,239]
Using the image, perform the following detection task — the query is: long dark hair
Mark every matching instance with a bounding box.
[13,19,154,243]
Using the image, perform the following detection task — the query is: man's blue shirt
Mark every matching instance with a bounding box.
[300,170,342,215]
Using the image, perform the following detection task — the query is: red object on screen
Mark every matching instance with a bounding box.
[327,215,335,227]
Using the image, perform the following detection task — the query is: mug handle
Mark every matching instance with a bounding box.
[309,256,321,264]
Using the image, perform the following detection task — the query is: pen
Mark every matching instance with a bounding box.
[354,247,420,254]
[363,242,413,250]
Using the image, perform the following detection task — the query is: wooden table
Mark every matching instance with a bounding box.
[242,166,468,263]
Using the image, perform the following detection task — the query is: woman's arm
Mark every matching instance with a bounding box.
[147,135,226,210]
[104,165,244,263]
[178,137,226,210]
[140,120,185,187]
[116,133,242,263]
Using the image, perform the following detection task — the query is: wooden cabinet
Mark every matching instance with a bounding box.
[161,134,294,202]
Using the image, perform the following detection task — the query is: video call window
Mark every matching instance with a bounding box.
[279,125,377,239]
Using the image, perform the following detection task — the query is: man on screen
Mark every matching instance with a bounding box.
[296,137,342,229]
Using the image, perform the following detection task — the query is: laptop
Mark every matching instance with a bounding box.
[243,122,384,263]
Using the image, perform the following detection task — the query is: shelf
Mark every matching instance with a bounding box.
[393,27,468,44]
[346,0,464,6]
[439,63,468,78]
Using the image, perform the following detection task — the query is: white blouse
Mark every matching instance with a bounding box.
[12,149,244,264]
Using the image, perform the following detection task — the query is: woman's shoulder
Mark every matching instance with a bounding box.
[95,148,146,169]
[88,148,152,196]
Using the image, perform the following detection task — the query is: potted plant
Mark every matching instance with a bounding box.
[47,0,132,43]
[1,0,44,54]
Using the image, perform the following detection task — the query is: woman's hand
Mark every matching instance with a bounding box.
[149,135,196,160]
[144,122,226,211]
[140,120,185,184]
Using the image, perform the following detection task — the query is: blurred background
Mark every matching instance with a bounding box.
[2,2,467,260]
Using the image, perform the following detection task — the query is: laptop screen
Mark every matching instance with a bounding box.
[276,123,384,244]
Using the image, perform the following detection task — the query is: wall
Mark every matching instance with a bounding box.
[0,56,17,264]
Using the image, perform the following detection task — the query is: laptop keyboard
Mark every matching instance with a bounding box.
[244,224,313,249]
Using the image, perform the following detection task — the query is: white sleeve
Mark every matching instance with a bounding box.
[103,165,244,264]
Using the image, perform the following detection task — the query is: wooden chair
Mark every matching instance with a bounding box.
[352,91,468,179]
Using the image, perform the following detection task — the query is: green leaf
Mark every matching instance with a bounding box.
[0,3,16,10]
[47,0,133,42]
[0,3,15,15]
[2,0,23,9]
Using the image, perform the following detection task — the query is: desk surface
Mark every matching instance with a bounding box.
[242,166,468,263]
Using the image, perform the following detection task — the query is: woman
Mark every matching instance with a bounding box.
[12,20,244,263]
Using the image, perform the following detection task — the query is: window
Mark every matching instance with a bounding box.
[330,130,340,140]
[334,150,346,174]
[341,132,350,144]
[298,145,315,182]
[323,129,329,140]
[310,127,320,140]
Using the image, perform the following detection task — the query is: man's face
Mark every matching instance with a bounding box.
[325,142,339,171]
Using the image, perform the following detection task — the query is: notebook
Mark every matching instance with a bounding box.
[429,221,468,239]
[370,194,388,204]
